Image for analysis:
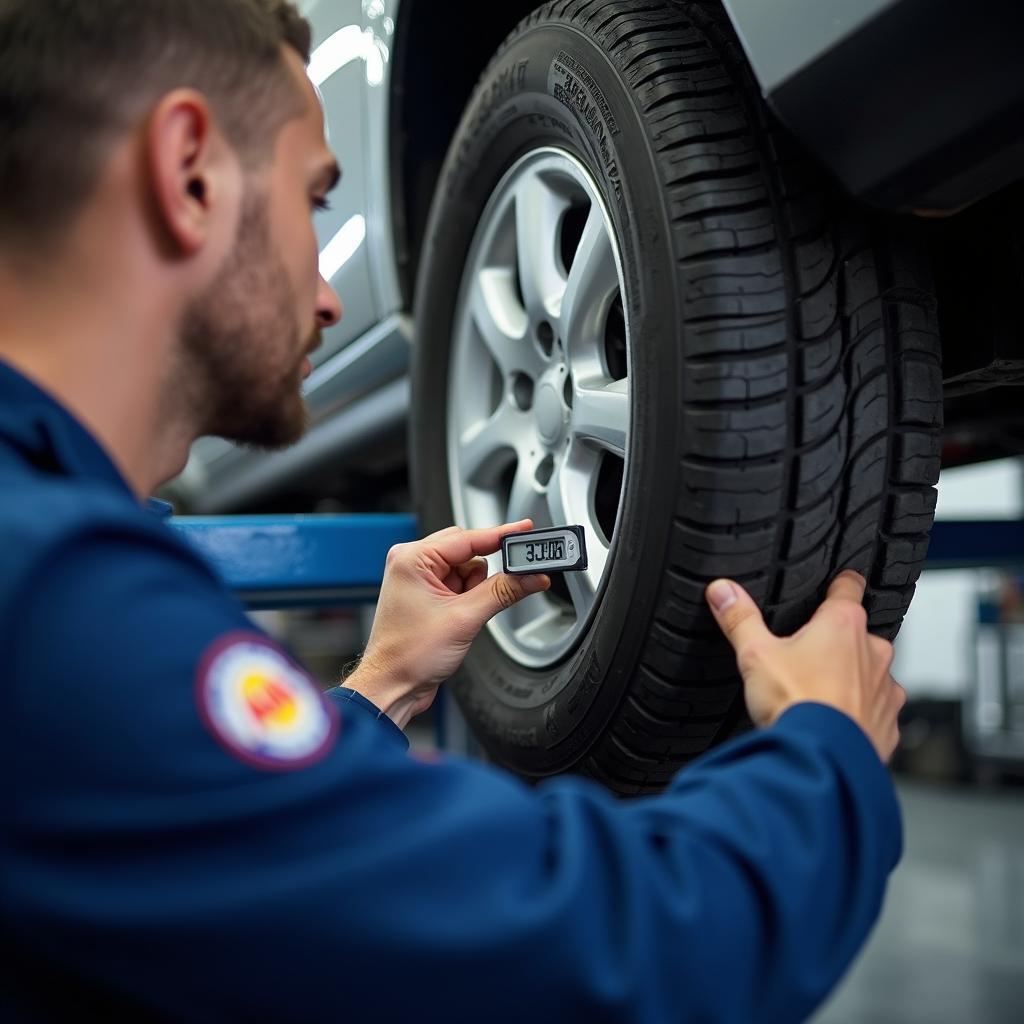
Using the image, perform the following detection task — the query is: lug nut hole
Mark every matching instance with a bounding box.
[535,454,554,487]
[511,373,534,411]
[536,320,555,357]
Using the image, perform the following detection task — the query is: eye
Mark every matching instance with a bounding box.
[313,196,333,213]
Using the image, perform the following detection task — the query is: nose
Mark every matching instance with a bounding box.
[316,274,342,329]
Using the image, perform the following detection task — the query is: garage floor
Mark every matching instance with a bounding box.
[814,779,1024,1024]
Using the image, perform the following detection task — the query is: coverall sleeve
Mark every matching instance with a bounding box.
[323,685,411,751]
[6,526,902,1024]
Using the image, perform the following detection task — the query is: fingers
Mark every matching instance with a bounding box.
[868,634,895,673]
[426,519,534,567]
[458,557,489,593]
[826,570,867,605]
[442,557,489,593]
[881,676,906,762]
[891,678,908,713]
[461,571,550,622]
[705,580,773,656]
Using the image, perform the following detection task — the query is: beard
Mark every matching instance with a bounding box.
[179,190,317,450]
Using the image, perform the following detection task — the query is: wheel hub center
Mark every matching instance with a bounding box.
[535,374,567,444]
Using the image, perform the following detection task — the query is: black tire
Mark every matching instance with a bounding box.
[412,0,943,793]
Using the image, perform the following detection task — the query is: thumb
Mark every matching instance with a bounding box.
[461,571,550,624]
[705,579,772,654]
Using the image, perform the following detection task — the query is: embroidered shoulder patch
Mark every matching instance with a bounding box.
[195,633,337,770]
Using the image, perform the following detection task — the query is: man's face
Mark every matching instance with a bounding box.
[181,48,342,449]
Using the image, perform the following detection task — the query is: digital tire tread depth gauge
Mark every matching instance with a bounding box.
[500,525,588,575]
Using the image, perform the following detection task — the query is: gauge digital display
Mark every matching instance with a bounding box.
[501,525,588,575]
[509,538,566,563]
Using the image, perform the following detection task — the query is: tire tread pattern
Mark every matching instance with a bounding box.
[471,0,942,793]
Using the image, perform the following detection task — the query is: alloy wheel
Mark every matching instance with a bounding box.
[447,148,632,670]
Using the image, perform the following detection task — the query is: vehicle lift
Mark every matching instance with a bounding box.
[171,514,1024,756]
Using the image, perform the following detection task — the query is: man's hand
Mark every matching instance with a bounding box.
[346,520,550,730]
[705,571,906,762]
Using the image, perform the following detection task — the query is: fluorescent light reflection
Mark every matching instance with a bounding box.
[319,215,367,281]
[308,24,386,88]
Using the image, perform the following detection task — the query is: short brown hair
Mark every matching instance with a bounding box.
[0,0,312,254]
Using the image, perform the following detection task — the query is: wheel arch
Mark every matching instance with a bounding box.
[389,0,546,308]
[388,0,659,310]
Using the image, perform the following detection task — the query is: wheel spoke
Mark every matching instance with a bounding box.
[564,560,599,622]
[561,460,606,618]
[512,604,567,647]
[552,451,610,622]
[545,449,596,527]
[506,460,546,526]
[545,456,571,528]
[472,268,537,377]
[560,205,618,372]
[458,404,521,486]
[515,173,569,321]
[572,378,629,457]
[588,532,610,580]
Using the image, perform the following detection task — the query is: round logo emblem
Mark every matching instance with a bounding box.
[196,633,337,770]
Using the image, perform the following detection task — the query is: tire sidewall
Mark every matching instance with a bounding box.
[413,20,683,775]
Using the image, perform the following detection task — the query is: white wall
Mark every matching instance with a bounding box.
[894,459,1024,698]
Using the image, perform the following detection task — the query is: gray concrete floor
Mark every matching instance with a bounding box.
[814,779,1024,1024]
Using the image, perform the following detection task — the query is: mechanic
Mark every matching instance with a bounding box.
[0,2,906,1021]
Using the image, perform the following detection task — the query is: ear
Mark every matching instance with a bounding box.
[146,89,231,257]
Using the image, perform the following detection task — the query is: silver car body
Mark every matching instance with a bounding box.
[176,0,407,512]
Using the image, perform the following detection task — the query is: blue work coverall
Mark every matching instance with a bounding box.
[0,360,902,1022]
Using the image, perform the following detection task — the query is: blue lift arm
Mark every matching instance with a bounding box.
[171,514,418,609]
[924,521,1024,571]
[168,516,1022,608]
